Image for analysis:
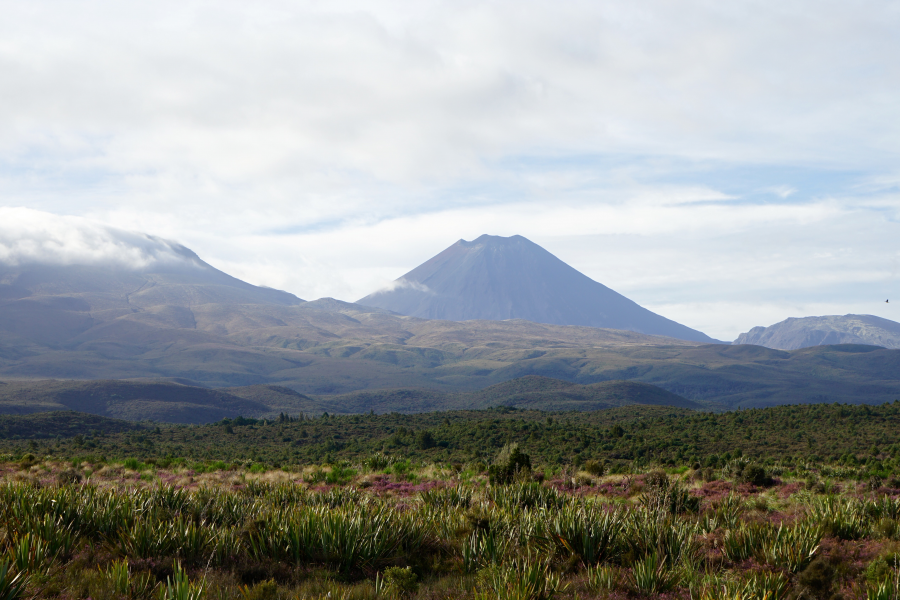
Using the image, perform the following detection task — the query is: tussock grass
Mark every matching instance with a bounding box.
[0,453,897,599]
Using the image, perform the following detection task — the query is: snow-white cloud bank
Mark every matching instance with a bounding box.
[0,208,199,270]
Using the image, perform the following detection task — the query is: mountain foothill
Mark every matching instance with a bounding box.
[1,231,899,423]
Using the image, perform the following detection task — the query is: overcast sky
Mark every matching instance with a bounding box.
[1,0,899,340]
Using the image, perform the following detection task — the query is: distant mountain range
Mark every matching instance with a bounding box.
[358,234,716,343]
[2,224,900,416]
[735,314,900,350]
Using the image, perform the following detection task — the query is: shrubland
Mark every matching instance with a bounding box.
[0,401,898,598]
[1,402,898,477]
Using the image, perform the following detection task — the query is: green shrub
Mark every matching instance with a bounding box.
[381,566,418,598]
[582,460,604,477]
[739,464,774,487]
[489,443,531,485]
[639,471,700,515]
[325,467,356,485]
[239,579,278,600]
[865,553,900,586]
[363,453,395,471]
[797,556,839,598]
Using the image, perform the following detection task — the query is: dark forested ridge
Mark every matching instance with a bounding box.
[0,376,697,422]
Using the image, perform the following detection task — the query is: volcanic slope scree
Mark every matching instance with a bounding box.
[358,234,715,343]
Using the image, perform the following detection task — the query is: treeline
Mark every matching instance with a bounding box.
[1,401,899,476]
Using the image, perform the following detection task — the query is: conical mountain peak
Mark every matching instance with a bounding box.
[358,234,714,343]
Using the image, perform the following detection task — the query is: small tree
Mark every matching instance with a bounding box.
[489,443,531,485]
[416,430,436,450]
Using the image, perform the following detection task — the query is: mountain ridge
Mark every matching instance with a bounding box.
[735,314,900,350]
[0,375,698,422]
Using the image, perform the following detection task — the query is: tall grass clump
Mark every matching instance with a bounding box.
[541,503,622,566]
[474,555,562,600]
[627,552,680,595]
[0,559,28,600]
[702,493,744,532]
[487,483,564,511]
[462,529,509,573]
[755,522,822,573]
[159,562,205,600]
[248,504,420,573]
[621,509,701,567]
[808,496,871,540]
[696,572,789,600]
[722,523,767,563]
[8,533,52,576]
[421,485,473,509]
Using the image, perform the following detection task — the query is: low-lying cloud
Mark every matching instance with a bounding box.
[0,207,200,270]
[368,278,434,297]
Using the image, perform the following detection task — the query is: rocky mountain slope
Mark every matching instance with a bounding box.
[357,234,715,343]
[734,314,900,350]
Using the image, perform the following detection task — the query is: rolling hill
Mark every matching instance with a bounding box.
[0,379,324,423]
[0,376,694,423]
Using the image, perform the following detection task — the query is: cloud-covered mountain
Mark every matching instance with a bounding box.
[357,234,715,343]
[734,314,900,350]
[0,208,302,308]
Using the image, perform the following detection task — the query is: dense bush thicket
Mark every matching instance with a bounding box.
[2,402,899,481]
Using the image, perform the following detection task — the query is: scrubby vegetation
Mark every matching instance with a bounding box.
[0,446,900,598]
[2,402,899,480]
[0,401,899,597]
